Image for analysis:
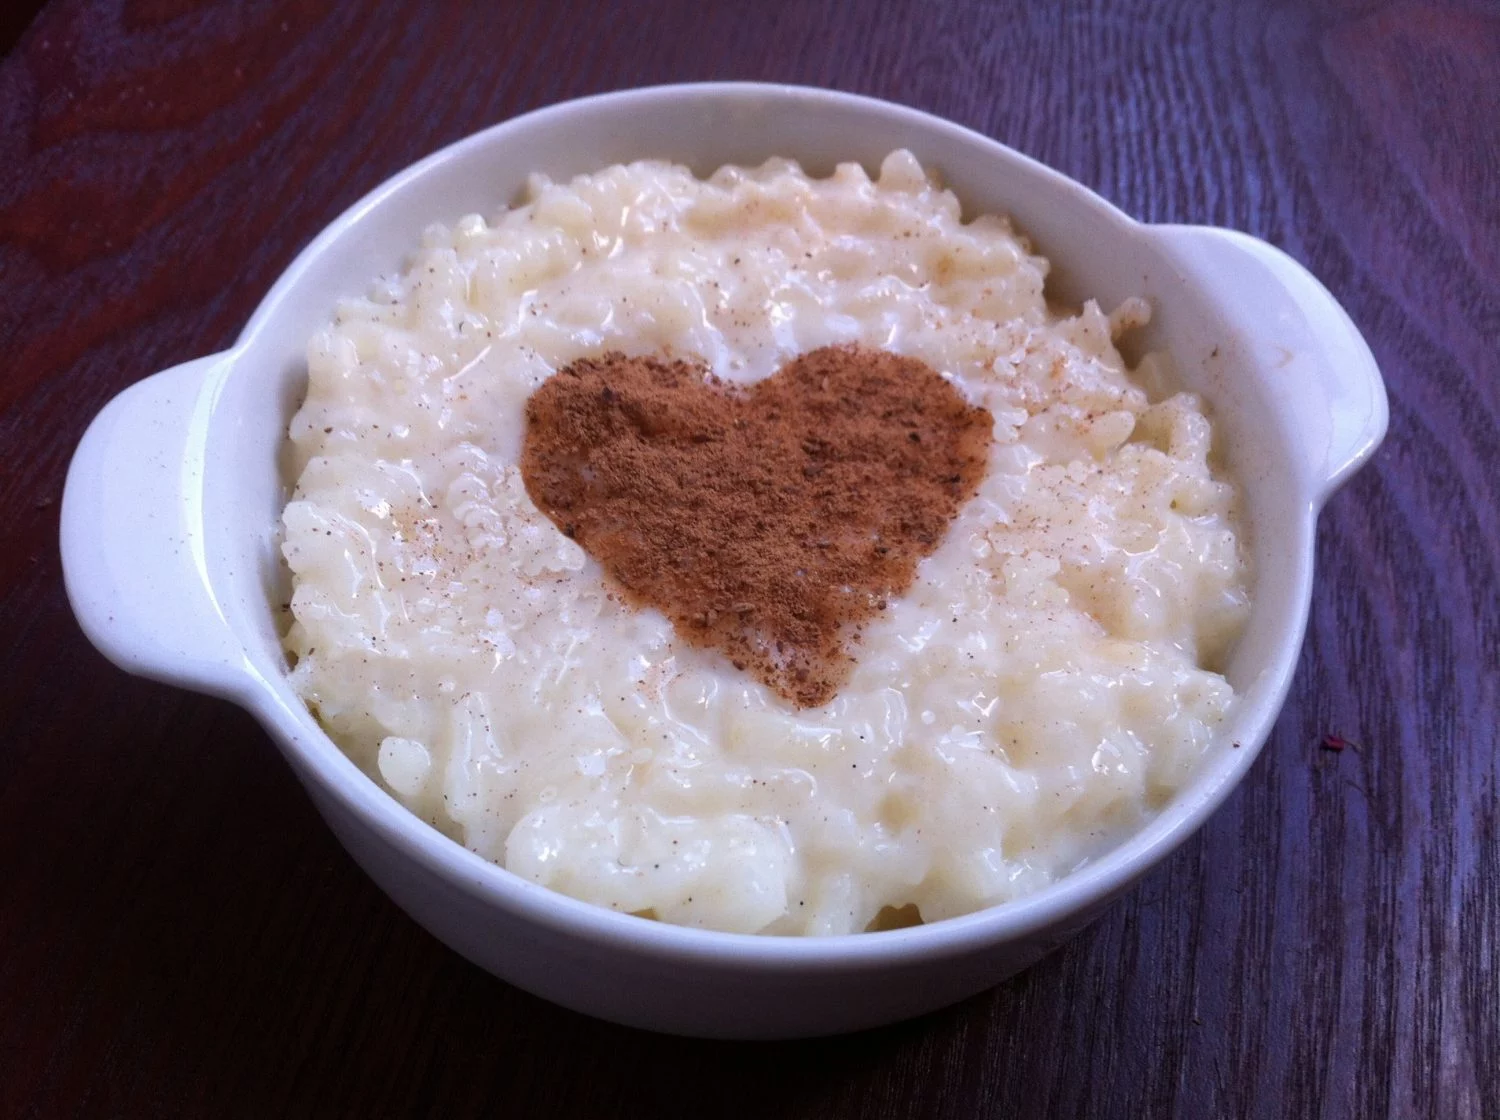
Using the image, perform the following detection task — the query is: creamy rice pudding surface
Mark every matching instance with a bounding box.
[280,151,1250,936]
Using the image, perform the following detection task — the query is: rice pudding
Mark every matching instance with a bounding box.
[280,151,1251,935]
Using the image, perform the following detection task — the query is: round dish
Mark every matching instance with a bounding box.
[59,84,1387,1039]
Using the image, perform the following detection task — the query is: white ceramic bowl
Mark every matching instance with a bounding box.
[60,84,1387,1039]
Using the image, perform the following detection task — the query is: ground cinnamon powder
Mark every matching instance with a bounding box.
[520,345,992,708]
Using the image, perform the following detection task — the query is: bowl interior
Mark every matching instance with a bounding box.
[200,84,1311,948]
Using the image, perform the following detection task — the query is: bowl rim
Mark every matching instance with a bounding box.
[222,81,1313,967]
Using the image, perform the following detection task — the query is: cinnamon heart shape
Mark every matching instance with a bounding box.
[521,345,992,708]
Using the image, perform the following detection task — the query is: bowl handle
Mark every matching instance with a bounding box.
[61,353,251,701]
[1152,225,1389,503]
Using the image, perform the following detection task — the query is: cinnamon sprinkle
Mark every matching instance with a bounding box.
[520,345,992,707]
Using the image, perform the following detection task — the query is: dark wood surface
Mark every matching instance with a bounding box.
[2,1,1496,1116]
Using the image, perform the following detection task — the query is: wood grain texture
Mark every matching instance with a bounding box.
[1,1,1495,1116]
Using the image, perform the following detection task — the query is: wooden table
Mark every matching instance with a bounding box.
[3,2,1495,1115]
